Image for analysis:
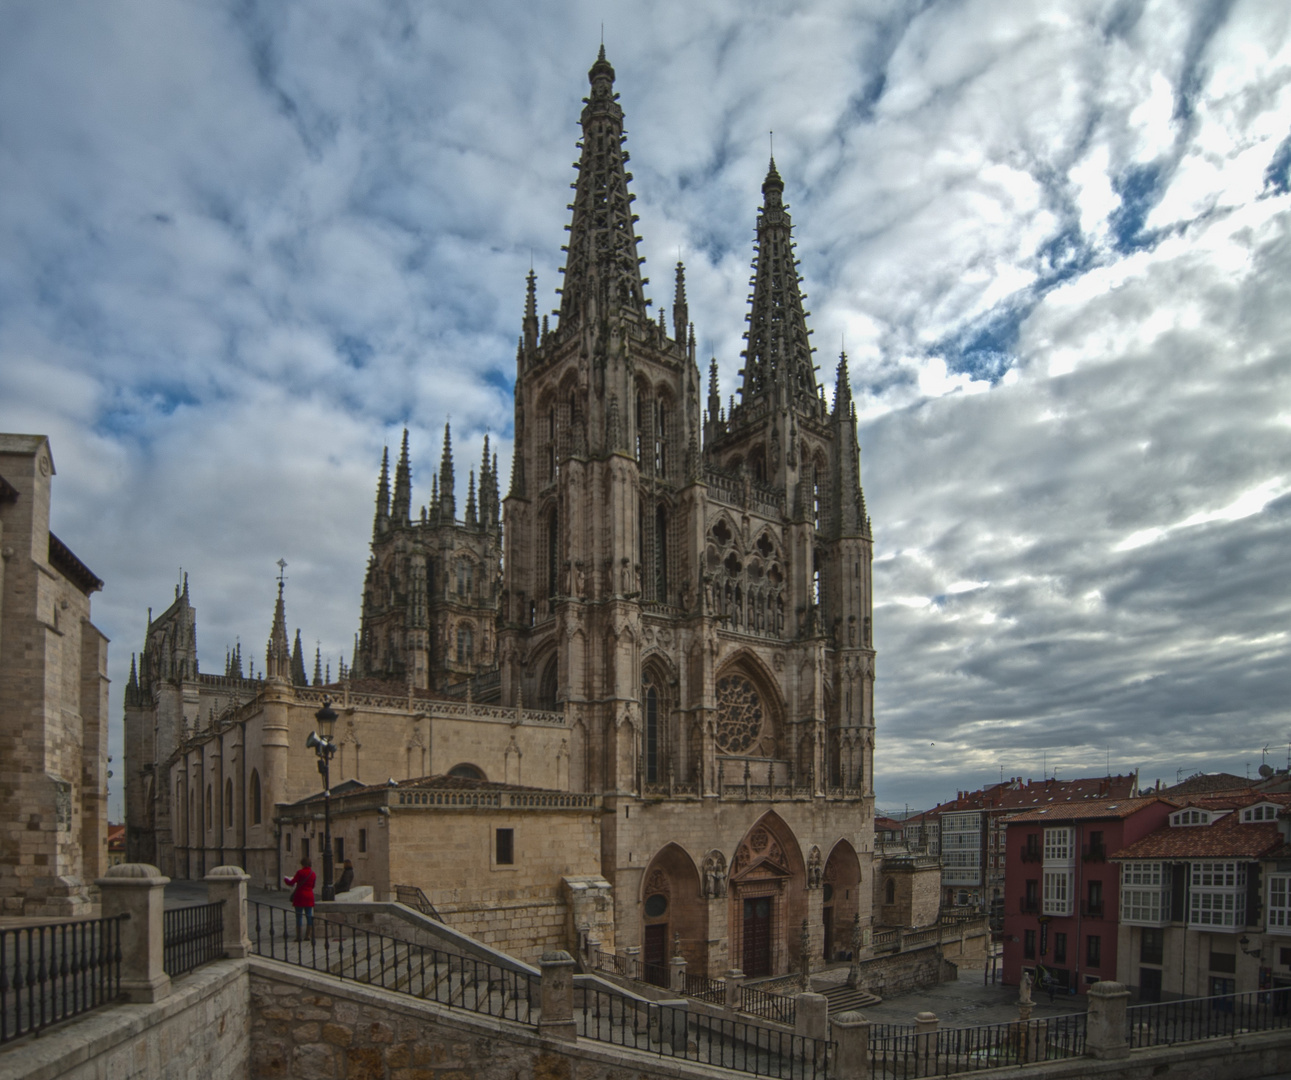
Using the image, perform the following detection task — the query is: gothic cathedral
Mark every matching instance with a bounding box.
[126,49,877,981]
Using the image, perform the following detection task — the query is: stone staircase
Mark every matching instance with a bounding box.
[820,981,882,1014]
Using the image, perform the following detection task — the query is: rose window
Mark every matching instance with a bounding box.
[715,675,764,754]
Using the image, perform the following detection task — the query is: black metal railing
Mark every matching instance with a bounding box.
[1081,844,1107,863]
[0,915,126,1043]
[1019,898,1039,914]
[393,883,443,922]
[163,901,225,977]
[870,1013,1085,1077]
[1080,900,1105,919]
[1020,848,1042,863]
[250,901,538,1025]
[592,949,669,989]
[577,984,830,1080]
[741,983,797,1026]
[684,970,726,1004]
[1127,986,1291,1047]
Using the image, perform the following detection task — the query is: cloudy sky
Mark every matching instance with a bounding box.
[2,0,1288,818]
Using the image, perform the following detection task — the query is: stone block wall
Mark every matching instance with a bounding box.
[854,944,958,1000]
[0,960,248,1080]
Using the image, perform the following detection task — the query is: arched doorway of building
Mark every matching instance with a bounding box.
[822,840,861,962]
[641,843,706,984]
[729,812,808,978]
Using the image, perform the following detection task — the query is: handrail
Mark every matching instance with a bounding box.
[0,914,127,1044]
[163,900,225,976]
[1128,986,1291,1047]
[393,884,443,921]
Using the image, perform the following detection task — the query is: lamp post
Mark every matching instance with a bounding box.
[309,696,339,901]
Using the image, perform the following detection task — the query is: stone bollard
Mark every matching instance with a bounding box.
[539,950,577,1042]
[795,992,829,1041]
[1085,981,1131,1060]
[831,1010,871,1080]
[671,954,688,993]
[205,865,251,959]
[96,863,171,1003]
[914,1011,939,1074]
[725,968,745,1010]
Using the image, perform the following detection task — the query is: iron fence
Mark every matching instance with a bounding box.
[869,1013,1085,1078]
[684,970,726,1003]
[0,915,126,1043]
[163,901,225,977]
[592,949,669,988]
[741,983,797,1026]
[577,984,830,1080]
[250,901,538,1025]
[1127,986,1291,1047]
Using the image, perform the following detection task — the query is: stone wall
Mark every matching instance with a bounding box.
[0,960,248,1080]
[854,944,958,999]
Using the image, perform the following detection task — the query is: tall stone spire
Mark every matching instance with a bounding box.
[829,351,866,536]
[290,629,308,686]
[557,47,649,330]
[523,269,538,358]
[478,435,500,530]
[739,158,816,412]
[439,422,456,520]
[313,646,323,687]
[265,570,292,682]
[392,430,412,525]
[373,446,390,537]
[465,468,477,526]
[673,261,689,347]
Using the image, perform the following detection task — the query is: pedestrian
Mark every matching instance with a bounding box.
[284,857,316,942]
[336,859,355,895]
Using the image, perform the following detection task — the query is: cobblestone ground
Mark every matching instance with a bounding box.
[843,975,1089,1027]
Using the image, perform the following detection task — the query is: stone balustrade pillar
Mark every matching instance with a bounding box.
[671,954,687,993]
[831,1010,871,1080]
[96,863,171,1003]
[795,991,829,1041]
[914,1010,939,1074]
[539,949,577,1042]
[1085,980,1131,1060]
[205,865,250,959]
[725,968,745,1009]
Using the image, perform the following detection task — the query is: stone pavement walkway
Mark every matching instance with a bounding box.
[846,975,1088,1027]
[165,878,291,911]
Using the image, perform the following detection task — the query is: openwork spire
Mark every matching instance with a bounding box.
[373,446,390,537]
[438,422,456,520]
[265,570,292,681]
[557,48,648,330]
[673,261,689,346]
[392,430,412,525]
[739,158,816,411]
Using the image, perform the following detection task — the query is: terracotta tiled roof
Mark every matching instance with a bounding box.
[993,775,1138,810]
[1114,814,1284,860]
[875,817,905,832]
[107,824,126,850]
[1005,797,1168,825]
[1157,772,1251,797]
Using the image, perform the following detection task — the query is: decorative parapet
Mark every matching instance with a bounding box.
[396,789,599,811]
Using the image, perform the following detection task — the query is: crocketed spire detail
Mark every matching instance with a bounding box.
[392,430,412,525]
[556,47,648,330]
[739,158,816,413]
[372,446,390,537]
[265,575,292,681]
[438,422,456,520]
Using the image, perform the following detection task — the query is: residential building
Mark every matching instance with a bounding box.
[1002,797,1172,994]
[1113,793,1291,1000]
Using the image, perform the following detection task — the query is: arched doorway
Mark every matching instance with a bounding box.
[822,840,861,962]
[728,813,807,978]
[641,844,706,983]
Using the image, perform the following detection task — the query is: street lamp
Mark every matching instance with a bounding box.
[307,696,339,901]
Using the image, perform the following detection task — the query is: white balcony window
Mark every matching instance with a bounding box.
[1120,861,1170,925]
[1188,861,1247,930]
[1043,869,1073,916]
[1044,827,1075,865]
[1267,875,1291,935]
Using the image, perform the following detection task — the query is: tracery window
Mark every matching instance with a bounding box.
[456,625,474,664]
[644,684,659,783]
[714,674,764,754]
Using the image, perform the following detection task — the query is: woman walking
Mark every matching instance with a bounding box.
[284,857,316,942]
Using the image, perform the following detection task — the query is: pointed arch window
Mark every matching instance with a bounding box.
[635,394,644,464]
[456,625,474,665]
[547,506,559,601]
[225,778,233,827]
[250,770,262,826]
[654,505,668,602]
[205,785,212,831]
[548,406,557,481]
[644,683,660,783]
[655,404,667,476]
[812,549,822,607]
[813,465,822,529]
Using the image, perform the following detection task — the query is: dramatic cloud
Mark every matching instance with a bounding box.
[1,0,1287,816]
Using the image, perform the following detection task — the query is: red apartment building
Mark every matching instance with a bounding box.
[1002,796,1172,994]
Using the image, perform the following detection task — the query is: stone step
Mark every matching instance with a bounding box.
[821,983,882,1014]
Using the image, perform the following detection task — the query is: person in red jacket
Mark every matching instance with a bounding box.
[284,857,316,942]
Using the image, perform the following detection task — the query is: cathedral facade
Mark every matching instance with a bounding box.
[126,50,877,981]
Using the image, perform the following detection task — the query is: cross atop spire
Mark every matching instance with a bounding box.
[556,48,648,331]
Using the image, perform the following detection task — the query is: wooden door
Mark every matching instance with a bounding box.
[742,897,772,977]
[643,923,669,987]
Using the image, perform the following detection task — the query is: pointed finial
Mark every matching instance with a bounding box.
[276,558,287,596]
